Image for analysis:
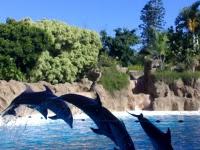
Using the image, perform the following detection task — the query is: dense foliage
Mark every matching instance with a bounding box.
[0,0,200,90]
[0,19,101,83]
[100,28,139,66]
[30,20,101,83]
[0,18,52,80]
[167,1,200,67]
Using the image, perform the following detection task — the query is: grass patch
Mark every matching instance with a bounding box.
[99,67,129,93]
[153,71,200,84]
[128,65,144,71]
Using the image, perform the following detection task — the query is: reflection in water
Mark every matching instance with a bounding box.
[0,115,200,150]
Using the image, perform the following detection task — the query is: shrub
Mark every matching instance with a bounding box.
[99,67,129,93]
[0,55,25,81]
[31,20,101,83]
[0,19,102,83]
[0,18,52,76]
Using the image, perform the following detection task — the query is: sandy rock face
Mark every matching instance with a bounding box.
[0,80,152,115]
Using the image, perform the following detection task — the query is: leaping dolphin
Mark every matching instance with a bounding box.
[1,85,73,128]
[60,93,135,150]
[128,113,173,150]
[1,85,54,118]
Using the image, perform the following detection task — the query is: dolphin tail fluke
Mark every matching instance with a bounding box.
[38,108,48,119]
[90,127,103,135]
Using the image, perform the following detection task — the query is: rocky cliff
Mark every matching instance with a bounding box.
[149,79,200,111]
[1,71,199,114]
[132,59,200,111]
[0,79,151,115]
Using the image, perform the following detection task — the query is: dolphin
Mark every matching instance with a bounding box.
[128,113,173,150]
[1,85,73,128]
[1,85,54,118]
[60,93,135,150]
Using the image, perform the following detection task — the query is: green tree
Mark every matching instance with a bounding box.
[100,28,139,66]
[167,27,193,64]
[140,0,165,52]
[0,18,52,79]
[176,1,200,52]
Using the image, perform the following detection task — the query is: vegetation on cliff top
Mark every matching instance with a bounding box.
[1,0,200,93]
[0,19,101,83]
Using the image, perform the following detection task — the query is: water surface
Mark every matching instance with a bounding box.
[0,115,199,150]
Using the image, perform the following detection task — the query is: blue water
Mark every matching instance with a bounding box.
[0,115,200,150]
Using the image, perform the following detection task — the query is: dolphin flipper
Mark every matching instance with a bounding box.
[90,127,104,135]
[37,108,48,119]
[48,115,73,128]
[90,127,117,144]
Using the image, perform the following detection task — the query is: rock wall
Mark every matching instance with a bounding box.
[149,79,200,111]
[132,58,200,111]
[0,79,151,115]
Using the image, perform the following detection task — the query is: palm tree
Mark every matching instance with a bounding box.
[175,1,200,51]
[152,31,168,70]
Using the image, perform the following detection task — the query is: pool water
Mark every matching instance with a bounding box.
[0,115,200,150]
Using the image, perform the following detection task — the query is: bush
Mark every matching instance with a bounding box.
[0,19,52,76]
[0,55,25,81]
[100,67,129,93]
[0,18,102,83]
[30,51,78,84]
[31,20,101,83]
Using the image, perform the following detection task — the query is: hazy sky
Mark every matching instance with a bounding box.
[0,0,198,34]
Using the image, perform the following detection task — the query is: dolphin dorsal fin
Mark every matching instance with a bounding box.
[166,128,171,142]
[90,127,103,135]
[95,92,102,106]
[24,84,34,93]
[44,85,53,94]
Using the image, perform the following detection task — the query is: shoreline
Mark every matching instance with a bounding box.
[0,110,200,126]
